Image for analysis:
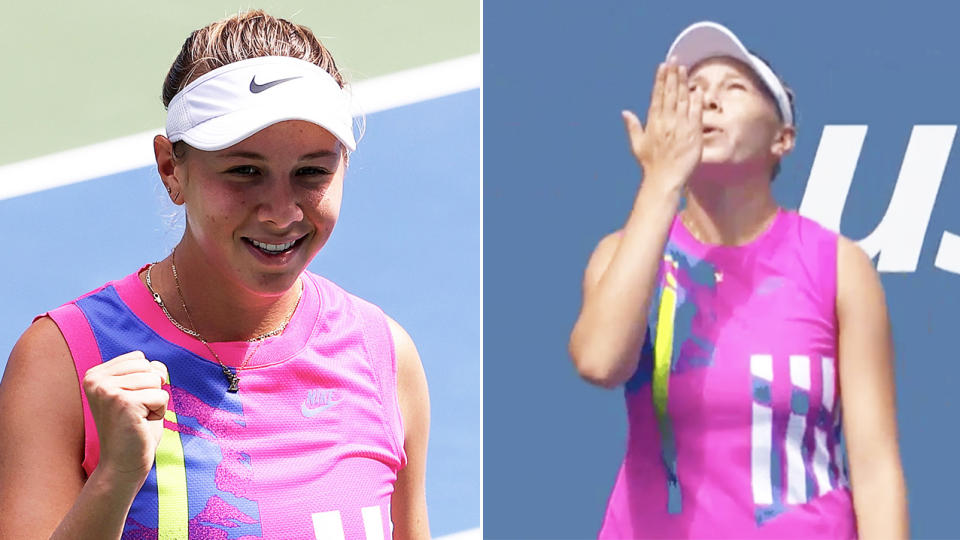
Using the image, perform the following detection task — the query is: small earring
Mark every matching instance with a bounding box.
[166,186,172,193]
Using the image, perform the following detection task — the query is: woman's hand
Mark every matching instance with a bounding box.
[1,318,168,538]
[83,351,170,484]
[570,62,701,388]
[622,61,704,192]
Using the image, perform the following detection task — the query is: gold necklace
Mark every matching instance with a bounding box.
[170,253,299,342]
[145,252,302,393]
[146,263,202,339]
[146,263,297,342]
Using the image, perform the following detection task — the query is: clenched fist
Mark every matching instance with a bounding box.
[82,351,170,484]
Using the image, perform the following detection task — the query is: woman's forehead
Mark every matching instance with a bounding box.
[220,120,343,156]
[689,56,757,82]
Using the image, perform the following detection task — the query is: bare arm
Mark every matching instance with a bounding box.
[836,237,908,538]
[0,317,88,538]
[0,317,169,539]
[388,317,431,540]
[569,62,703,388]
[569,186,680,387]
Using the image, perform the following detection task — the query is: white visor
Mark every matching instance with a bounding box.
[666,21,793,126]
[166,56,356,152]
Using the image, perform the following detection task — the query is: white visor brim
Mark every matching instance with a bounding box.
[165,56,356,152]
[666,22,793,126]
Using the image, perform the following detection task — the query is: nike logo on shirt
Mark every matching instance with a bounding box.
[301,401,340,417]
[301,388,344,417]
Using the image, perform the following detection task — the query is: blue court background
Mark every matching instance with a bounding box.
[0,89,480,537]
[485,1,959,538]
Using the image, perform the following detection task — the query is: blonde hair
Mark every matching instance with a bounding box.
[161,10,344,107]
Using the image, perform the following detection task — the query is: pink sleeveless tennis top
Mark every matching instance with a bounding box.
[599,209,855,538]
[43,267,406,539]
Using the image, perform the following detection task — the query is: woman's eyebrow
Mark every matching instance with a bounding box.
[299,150,339,160]
[215,150,339,160]
[689,71,750,85]
[219,151,266,160]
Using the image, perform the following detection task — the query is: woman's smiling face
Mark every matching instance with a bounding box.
[173,119,346,295]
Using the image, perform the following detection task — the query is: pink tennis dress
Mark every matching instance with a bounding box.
[599,209,856,538]
[44,268,406,540]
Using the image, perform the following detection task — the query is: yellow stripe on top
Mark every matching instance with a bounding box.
[653,265,679,417]
[653,257,684,513]
[156,404,189,539]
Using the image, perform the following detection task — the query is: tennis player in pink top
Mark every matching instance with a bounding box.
[0,11,429,540]
[569,22,907,538]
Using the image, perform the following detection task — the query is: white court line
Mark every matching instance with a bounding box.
[436,527,482,540]
[351,54,481,116]
[0,53,481,202]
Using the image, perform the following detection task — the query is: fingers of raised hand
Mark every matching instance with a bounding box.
[133,388,171,421]
[689,86,704,124]
[149,361,170,386]
[676,65,689,114]
[663,63,679,114]
[621,109,644,151]
[114,372,165,391]
[83,352,169,399]
[649,63,666,119]
[89,383,169,420]
[88,350,151,377]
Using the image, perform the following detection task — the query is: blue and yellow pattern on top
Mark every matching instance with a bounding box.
[156,389,188,539]
[629,246,720,515]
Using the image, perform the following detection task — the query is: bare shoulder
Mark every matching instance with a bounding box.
[383,314,429,445]
[836,235,888,319]
[2,316,79,404]
[836,235,883,290]
[383,315,429,413]
[592,230,625,262]
[385,315,419,364]
[0,315,83,440]
[0,316,85,535]
[837,234,873,272]
[583,230,624,287]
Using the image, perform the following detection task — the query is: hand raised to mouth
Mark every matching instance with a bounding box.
[622,61,705,191]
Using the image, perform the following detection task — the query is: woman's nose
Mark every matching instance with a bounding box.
[258,180,304,229]
[702,88,720,111]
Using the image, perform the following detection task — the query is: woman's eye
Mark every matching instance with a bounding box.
[296,167,331,177]
[226,165,260,176]
[728,82,747,91]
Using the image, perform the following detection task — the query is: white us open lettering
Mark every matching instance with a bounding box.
[798,125,959,274]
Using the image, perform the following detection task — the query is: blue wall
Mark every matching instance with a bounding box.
[484,1,960,537]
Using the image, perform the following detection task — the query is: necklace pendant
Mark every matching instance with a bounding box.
[221,365,240,393]
[152,292,163,305]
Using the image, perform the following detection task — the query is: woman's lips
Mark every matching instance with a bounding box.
[241,235,307,266]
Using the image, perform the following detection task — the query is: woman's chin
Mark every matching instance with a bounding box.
[699,146,732,164]
[236,263,307,296]
[691,160,756,186]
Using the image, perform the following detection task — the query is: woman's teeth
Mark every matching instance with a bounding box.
[250,239,296,253]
